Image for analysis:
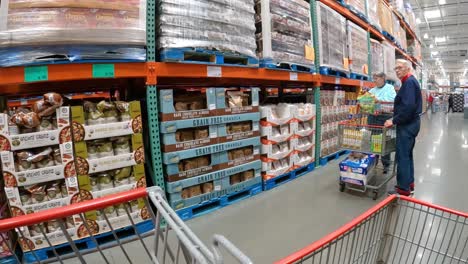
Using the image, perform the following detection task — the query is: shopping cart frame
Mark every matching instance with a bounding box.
[276,195,468,264]
[338,114,397,200]
[0,187,252,264]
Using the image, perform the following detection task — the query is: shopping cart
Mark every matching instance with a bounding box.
[276,194,468,264]
[338,103,397,200]
[0,187,252,264]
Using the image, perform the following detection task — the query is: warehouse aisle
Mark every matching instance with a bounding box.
[59,113,468,264]
[187,112,468,263]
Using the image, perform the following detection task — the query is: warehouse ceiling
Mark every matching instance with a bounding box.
[411,0,468,81]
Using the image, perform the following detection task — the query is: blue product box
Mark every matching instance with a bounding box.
[169,176,262,210]
[216,137,261,169]
[166,160,261,194]
[215,88,260,115]
[339,154,376,186]
[161,125,218,152]
[164,152,222,182]
[217,113,260,143]
[159,88,216,121]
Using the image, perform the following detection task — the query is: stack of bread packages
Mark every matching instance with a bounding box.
[317,2,348,73]
[0,0,147,66]
[159,88,262,218]
[157,0,256,58]
[255,0,314,69]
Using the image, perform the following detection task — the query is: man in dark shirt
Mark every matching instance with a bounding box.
[384,59,422,196]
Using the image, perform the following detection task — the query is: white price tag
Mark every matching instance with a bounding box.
[254,148,259,155]
[209,103,216,110]
[214,185,221,191]
[207,66,222,77]
[210,131,217,138]
[335,77,341,84]
[290,72,298,81]
[360,80,364,87]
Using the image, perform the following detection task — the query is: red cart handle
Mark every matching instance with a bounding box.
[0,188,148,233]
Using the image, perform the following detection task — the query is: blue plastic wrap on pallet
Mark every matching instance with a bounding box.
[166,160,262,193]
[159,112,260,133]
[170,176,262,210]
[158,88,217,121]
[159,48,259,67]
[162,137,260,164]
[215,88,260,115]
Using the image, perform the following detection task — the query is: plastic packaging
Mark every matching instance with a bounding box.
[318,2,347,71]
[255,0,313,66]
[367,0,380,29]
[382,41,397,81]
[157,0,256,57]
[371,39,384,74]
[0,0,146,65]
[347,21,368,76]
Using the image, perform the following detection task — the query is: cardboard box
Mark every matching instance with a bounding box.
[347,20,369,76]
[161,125,218,152]
[260,104,294,125]
[217,138,261,169]
[292,134,315,152]
[70,102,142,142]
[159,88,216,121]
[74,134,145,176]
[292,147,315,168]
[164,152,222,182]
[0,107,71,151]
[261,138,294,159]
[261,155,293,180]
[215,88,259,115]
[260,122,293,142]
[291,120,315,137]
[170,176,262,210]
[378,0,394,35]
[339,154,376,186]
[166,161,261,193]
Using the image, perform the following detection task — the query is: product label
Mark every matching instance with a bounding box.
[9,165,65,187]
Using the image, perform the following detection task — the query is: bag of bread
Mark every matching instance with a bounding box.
[181,188,191,199]
[194,128,208,139]
[226,91,244,108]
[241,122,252,131]
[189,99,205,110]
[189,185,202,197]
[243,147,253,156]
[229,149,244,160]
[196,156,210,167]
[43,93,63,107]
[230,173,241,185]
[229,123,243,134]
[183,159,199,171]
[179,130,194,142]
[241,170,255,181]
[201,182,214,193]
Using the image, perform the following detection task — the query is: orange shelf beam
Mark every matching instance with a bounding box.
[0,62,146,86]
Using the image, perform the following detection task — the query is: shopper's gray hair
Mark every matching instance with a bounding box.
[396,59,412,69]
[373,72,386,79]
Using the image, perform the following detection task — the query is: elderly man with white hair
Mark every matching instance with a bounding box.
[384,59,422,196]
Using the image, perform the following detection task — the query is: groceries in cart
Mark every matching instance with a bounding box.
[357,93,376,114]
[339,152,376,186]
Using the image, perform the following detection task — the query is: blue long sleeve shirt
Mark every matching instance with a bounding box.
[393,75,422,125]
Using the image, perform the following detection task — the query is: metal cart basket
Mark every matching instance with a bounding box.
[338,103,397,199]
[0,187,252,264]
[276,194,468,264]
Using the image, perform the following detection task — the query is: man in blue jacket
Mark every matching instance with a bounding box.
[384,59,422,196]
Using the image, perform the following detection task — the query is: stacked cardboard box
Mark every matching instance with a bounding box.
[371,39,384,74]
[347,21,369,76]
[378,0,394,36]
[159,88,262,210]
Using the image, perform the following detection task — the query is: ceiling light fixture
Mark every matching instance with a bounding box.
[424,10,441,19]
[439,0,446,4]
[431,51,439,55]
[464,69,467,76]
[430,44,434,48]
[416,18,422,24]
[424,33,429,39]
[435,37,446,43]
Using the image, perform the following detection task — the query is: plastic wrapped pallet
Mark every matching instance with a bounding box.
[371,39,384,74]
[0,0,146,66]
[367,0,380,29]
[378,0,393,35]
[317,2,347,72]
[345,0,366,17]
[255,0,314,67]
[347,21,368,76]
[392,14,401,44]
[399,26,407,50]
[157,0,256,58]
[382,41,396,81]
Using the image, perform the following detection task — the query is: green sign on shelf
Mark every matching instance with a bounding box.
[24,66,48,82]
[92,64,115,78]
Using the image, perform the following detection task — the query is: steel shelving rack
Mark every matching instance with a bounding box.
[0,0,422,180]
